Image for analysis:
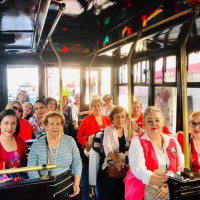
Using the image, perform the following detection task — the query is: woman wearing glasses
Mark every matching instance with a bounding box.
[177,111,200,172]
[77,97,111,200]
[5,101,32,141]
[102,94,115,117]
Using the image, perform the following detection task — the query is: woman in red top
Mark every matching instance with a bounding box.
[177,111,200,172]
[5,101,32,141]
[77,96,111,200]
[131,101,171,135]
[0,109,27,182]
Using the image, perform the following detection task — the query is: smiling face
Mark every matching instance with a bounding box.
[18,91,27,103]
[45,116,63,138]
[34,102,47,119]
[103,95,113,107]
[12,102,23,119]
[112,111,127,129]
[0,115,17,138]
[144,111,164,136]
[91,101,103,116]
[189,114,200,138]
[47,100,57,111]
[132,103,142,118]
[23,103,33,115]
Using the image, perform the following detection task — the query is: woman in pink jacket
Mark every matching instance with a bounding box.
[124,106,184,200]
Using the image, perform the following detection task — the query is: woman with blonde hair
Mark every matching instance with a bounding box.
[102,94,115,117]
[5,100,32,141]
[124,106,184,200]
[22,102,34,120]
[77,96,111,200]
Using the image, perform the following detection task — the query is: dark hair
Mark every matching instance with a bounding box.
[16,90,30,103]
[0,109,20,136]
[44,97,58,110]
[34,99,47,107]
[109,106,128,121]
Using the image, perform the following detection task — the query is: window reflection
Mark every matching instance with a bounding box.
[154,58,163,83]
[154,87,177,134]
[188,52,200,82]
[165,55,176,82]
[133,86,148,110]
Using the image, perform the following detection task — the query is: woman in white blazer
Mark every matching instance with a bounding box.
[102,105,129,200]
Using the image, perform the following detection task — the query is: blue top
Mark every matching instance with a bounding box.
[27,134,82,178]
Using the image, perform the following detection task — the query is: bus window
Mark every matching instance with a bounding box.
[154,58,163,83]
[133,86,148,110]
[119,86,128,111]
[188,52,200,82]
[46,68,80,103]
[7,66,38,104]
[119,65,127,84]
[164,55,176,82]
[187,88,200,116]
[154,87,177,134]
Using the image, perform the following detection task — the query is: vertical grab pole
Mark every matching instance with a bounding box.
[180,5,200,174]
[88,52,97,107]
[127,33,141,141]
[48,37,63,114]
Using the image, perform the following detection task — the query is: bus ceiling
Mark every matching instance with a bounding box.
[0,1,200,63]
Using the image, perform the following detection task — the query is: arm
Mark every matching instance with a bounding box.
[69,137,82,197]
[27,141,40,179]
[129,137,168,186]
[77,117,88,148]
[71,137,82,176]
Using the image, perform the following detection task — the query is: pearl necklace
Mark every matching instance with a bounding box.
[47,135,61,164]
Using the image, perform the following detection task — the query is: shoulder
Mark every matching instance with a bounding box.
[104,124,114,132]
[61,134,74,142]
[20,118,31,126]
[15,137,27,148]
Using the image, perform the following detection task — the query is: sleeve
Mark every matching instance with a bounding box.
[103,127,113,156]
[129,137,153,185]
[22,120,32,141]
[174,139,184,172]
[71,104,78,122]
[77,117,88,147]
[70,137,82,176]
[27,141,40,179]
[19,140,27,167]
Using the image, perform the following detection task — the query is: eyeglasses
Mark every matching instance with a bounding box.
[189,121,200,128]
[104,98,111,102]
[92,105,101,108]
[12,106,23,113]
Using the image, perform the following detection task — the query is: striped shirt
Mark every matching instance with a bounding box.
[27,134,82,179]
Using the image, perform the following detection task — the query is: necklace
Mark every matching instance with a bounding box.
[47,135,61,164]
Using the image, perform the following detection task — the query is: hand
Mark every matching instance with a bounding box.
[156,186,169,198]
[68,183,80,198]
[116,161,127,171]
[73,124,79,130]
[85,142,91,152]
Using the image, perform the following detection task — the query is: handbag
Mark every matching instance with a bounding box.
[48,170,81,200]
[144,185,169,200]
[108,164,129,179]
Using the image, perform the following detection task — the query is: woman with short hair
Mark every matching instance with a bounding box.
[124,106,184,200]
[27,111,82,198]
[102,94,115,117]
[77,96,111,200]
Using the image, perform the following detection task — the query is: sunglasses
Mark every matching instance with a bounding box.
[104,98,111,102]
[12,106,23,113]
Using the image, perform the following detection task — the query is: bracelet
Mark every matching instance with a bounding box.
[135,126,140,132]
